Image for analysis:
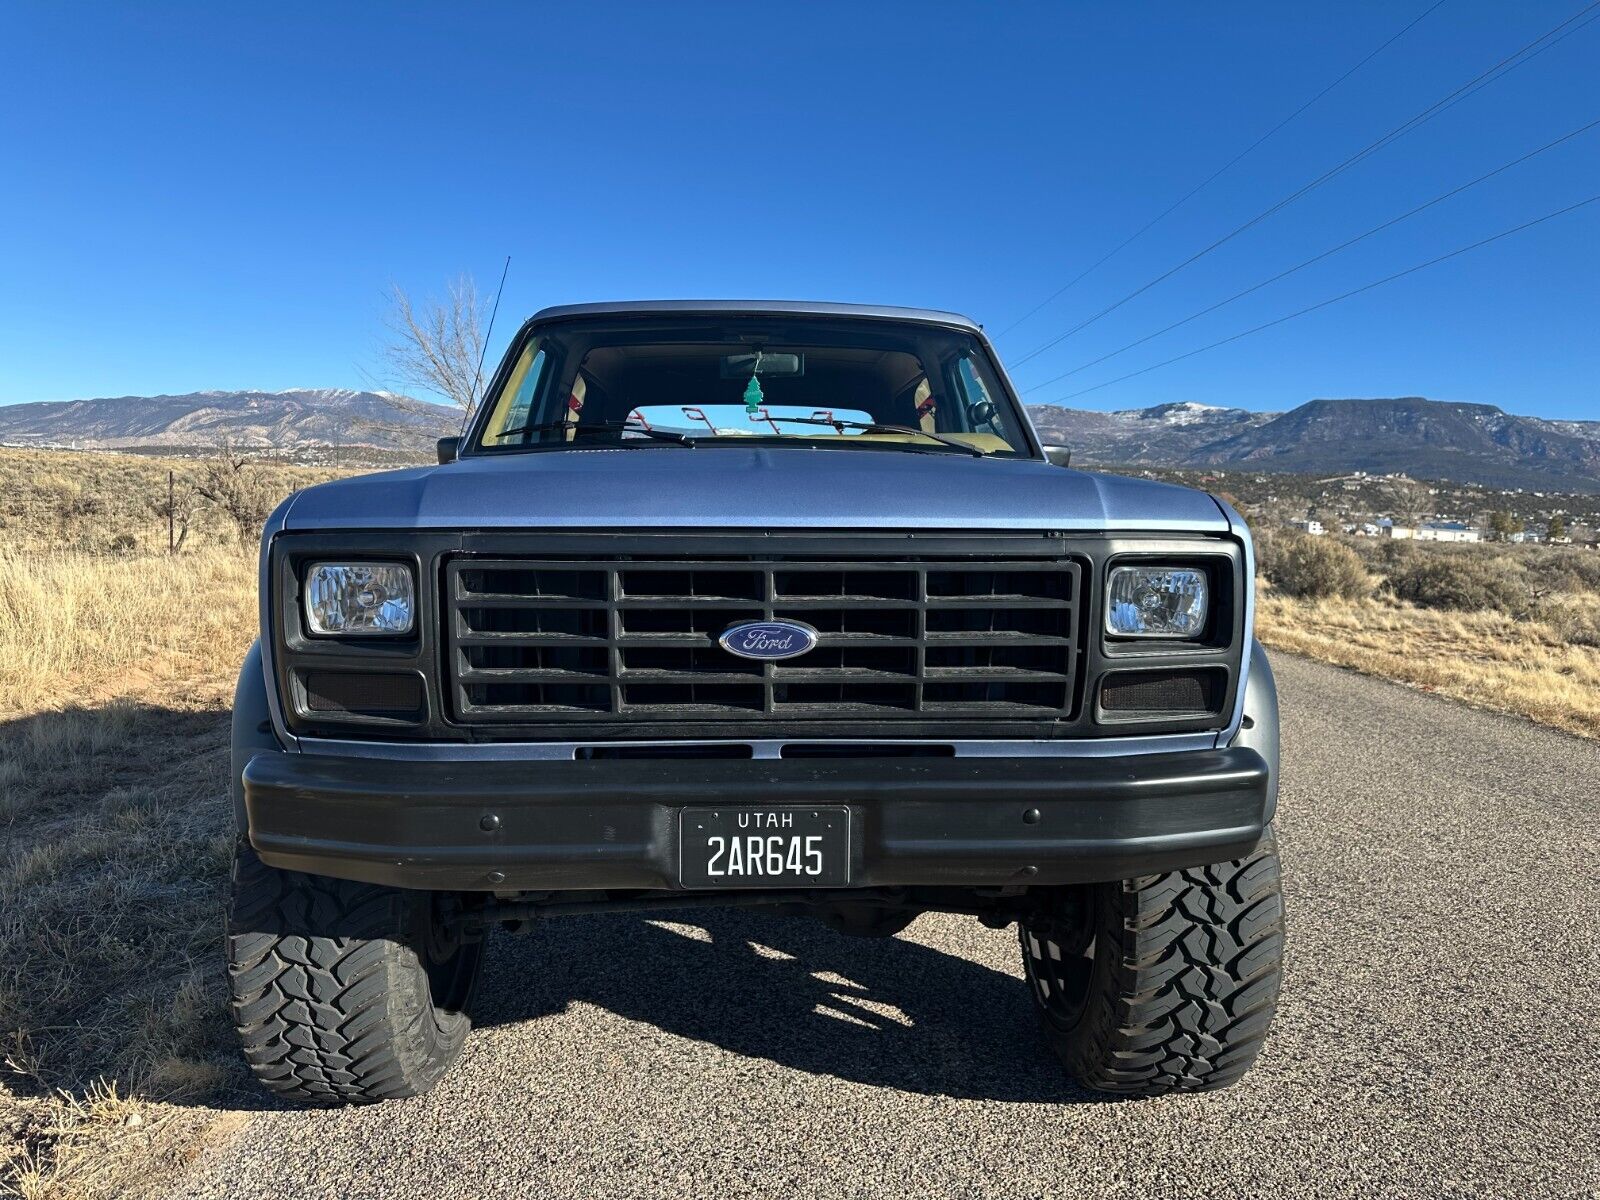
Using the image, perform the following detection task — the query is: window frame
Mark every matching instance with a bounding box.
[463,315,1045,460]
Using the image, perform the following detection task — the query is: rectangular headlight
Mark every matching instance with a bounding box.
[1106,566,1208,638]
[304,562,415,635]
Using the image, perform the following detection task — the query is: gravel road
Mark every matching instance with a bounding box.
[170,655,1600,1199]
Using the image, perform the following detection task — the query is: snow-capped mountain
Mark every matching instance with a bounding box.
[1027,397,1600,493]
[2,389,1594,491]
[0,389,459,456]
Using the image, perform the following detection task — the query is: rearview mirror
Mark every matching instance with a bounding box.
[720,352,804,378]
[437,436,461,464]
[1043,444,1072,467]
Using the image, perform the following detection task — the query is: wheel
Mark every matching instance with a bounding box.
[225,843,484,1105]
[1020,827,1284,1096]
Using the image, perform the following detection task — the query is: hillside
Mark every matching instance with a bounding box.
[3,389,1597,492]
[1028,396,1600,493]
[0,388,457,459]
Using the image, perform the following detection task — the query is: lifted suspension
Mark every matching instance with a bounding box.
[443,885,1052,935]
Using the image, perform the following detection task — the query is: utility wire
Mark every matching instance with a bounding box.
[1008,0,1600,370]
[1039,194,1600,404]
[995,0,1451,340]
[1021,117,1600,392]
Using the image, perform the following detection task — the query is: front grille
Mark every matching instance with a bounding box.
[303,671,424,717]
[444,555,1082,724]
[1099,667,1224,716]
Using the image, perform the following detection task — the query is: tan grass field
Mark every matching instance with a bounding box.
[0,547,256,1199]
[1256,589,1600,740]
[0,451,322,1199]
[0,447,1596,1197]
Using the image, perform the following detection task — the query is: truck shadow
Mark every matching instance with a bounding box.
[473,909,1104,1104]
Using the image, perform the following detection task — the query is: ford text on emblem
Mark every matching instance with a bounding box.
[718,619,819,661]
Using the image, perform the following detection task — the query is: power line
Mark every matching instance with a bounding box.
[1038,194,1600,404]
[1007,0,1600,370]
[1021,117,1600,392]
[995,0,1451,340]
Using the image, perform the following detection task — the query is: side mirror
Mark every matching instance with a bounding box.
[1043,444,1072,468]
[436,436,461,464]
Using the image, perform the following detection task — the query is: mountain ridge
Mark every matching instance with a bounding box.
[1,390,1595,492]
[0,389,458,456]
[1027,395,1600,493]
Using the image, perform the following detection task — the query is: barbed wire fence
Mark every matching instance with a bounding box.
[0,437,434,554]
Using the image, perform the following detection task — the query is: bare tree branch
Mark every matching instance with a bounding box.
[379,275,488,413]
[195,444,279,545]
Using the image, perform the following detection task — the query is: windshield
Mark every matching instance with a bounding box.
[471,317,1034,457]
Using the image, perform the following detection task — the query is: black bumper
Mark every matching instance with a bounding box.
[243,747,1271,892]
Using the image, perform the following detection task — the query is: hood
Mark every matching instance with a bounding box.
[280,447,1229,533]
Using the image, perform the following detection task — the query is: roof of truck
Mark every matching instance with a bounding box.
[527,300,982,333]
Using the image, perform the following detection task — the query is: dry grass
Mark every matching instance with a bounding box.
[0,548,256,719]
[0,447,339,557]
[0,550,254,1198]
[1256,589,1600,739]
[0,461,277,1198]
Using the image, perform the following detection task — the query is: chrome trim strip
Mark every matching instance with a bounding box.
[1211,496,1254,749]
[258,497,300,752]
[288,732,1222,763]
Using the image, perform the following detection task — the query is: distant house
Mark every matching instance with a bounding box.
[1377,519,1415,540]
[1416,521,1480,543]
[1287,519,1325,536]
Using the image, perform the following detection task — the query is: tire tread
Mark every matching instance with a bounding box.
[1025,828,1285,1096]
[225,845,472,1105]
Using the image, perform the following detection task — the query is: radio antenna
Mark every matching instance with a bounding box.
[470,255,512,409]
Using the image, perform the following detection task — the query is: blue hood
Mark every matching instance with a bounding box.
[280,447,1229,533]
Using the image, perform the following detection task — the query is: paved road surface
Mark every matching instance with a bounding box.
[170,655,1600,1198]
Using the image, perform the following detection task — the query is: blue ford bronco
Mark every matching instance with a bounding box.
[227,301,1283,1104]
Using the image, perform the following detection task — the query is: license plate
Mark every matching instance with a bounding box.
[679,806,850,888]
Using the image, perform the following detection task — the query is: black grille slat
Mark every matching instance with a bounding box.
[446,556,1080,722]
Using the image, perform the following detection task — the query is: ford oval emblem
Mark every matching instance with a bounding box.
[718,619,819,661]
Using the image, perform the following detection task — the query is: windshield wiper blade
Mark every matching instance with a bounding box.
[775,417,988,457]
[492,419,693,446]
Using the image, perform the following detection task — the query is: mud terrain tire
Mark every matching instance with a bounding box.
[225,844,482,1105]
[1020,827,1284,1095]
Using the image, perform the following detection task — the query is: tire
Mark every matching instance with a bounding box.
[225,843,484,1105]
[1020,827,1284,1096]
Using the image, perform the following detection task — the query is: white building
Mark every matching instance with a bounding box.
[1416,521,1481,544]
[1287,519,1325,536]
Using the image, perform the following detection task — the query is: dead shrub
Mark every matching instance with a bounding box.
[1532,596,1600,647]
[1262,533,1371,600]
[195,449,280,546]
[1386,552,1530,614]
[1523,547,1600,595]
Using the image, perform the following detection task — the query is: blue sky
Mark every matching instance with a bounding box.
[1,2,1595,418]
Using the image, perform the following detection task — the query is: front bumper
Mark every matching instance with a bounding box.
[243,747,1272,891]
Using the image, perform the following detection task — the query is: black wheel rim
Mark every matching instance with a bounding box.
[422,907,482,1015]
[1022,905,1097,1031]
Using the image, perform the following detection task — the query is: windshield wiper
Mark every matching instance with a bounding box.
[774,417,988,457]
[491,419,694,446]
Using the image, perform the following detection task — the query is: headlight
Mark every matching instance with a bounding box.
[304,562,415,635]
[1106,566,1208,638]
